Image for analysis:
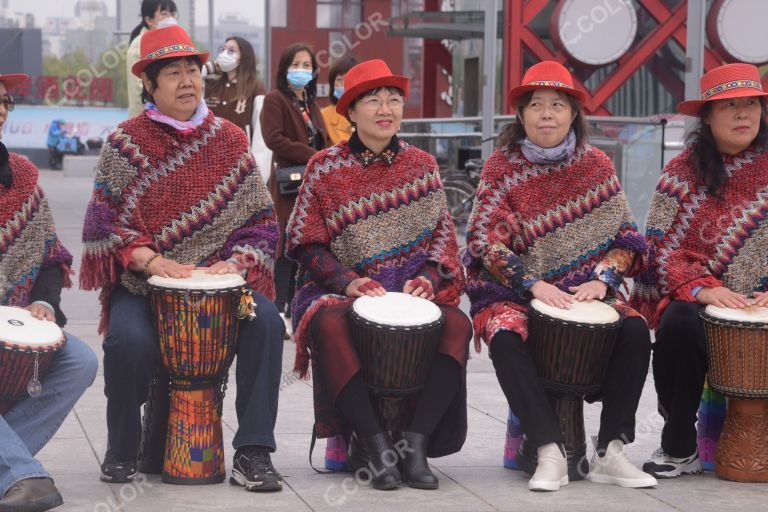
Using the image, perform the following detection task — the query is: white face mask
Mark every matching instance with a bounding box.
[156,16,178,29]
[217,51,239,73]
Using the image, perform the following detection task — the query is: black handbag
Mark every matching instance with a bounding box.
[275,164,305,195]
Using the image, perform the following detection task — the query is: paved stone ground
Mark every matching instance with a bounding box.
[29,169,765,511]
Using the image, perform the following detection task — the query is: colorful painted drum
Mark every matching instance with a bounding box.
[349,292,444,432]
[148,271,246,485]
[518,299,621,481]
[0,306,65,415]
[701,304,768,482]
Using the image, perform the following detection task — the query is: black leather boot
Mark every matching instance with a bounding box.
[398,431,439,489]
[359,432,402,490]
[345,431,369,472]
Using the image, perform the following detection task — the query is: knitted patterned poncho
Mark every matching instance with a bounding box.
[80,112,278,333]
[632,144,768,328]
[286,136,465,377]
[465,144,646,348]
[0,153,72,313]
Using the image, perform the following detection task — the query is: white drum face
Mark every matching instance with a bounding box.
[554,0,638,66]
[704,304,768,324]
[530,298,620,324]
[352,292,442,327]
[0,306,64,347]
[710,0,768,64]
[148,269,245,290]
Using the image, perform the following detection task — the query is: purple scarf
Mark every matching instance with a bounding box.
[520,128,576,164]
[144,97,209,132]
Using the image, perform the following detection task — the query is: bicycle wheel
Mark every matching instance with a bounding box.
[442,176,476,225]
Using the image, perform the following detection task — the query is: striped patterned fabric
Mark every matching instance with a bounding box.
[80,112,278,333]
[0,154,72,309]
[697,380,725,471]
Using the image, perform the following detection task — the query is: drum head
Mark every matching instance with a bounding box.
[0,306,64,347]
[703,304,768,324]
[352,292,442,327]
[530,298,620,325]
[148,269,245,290]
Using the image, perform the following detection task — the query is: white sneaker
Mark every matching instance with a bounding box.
[528,443,568,492]
[589,440,657,488]
[642,446,703,479]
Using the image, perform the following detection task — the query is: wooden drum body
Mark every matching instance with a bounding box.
[701,305,768,483]
[518,299,620,480]
[0,306,65,415]
[349,292,443,432]
[148,271,245,485]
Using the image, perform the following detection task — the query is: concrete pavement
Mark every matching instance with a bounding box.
[28,168,765,512]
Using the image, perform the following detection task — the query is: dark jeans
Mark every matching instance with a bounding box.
[274,256,297,315]
[490,316,651,450]
[102,286,285,462]
[652,300,708,458]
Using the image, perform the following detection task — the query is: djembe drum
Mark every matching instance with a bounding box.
[349,292,444,432]
[0,306,66,415]
[148,271,250,485]
[701,305,768,482]
[516,299,621,480]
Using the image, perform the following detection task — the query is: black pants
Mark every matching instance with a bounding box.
[47,145,62,170]
[490,316,651,450]
[274,256,297,315]
[652,301,708,458]
[103,286,285,461]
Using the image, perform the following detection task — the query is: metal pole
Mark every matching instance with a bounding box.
[264,0,271,89]
[684,0,705,133]
[208,0,215,53]
[481,0,498,160]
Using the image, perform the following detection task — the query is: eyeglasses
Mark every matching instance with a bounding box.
[217,47,238,56]
[359,96,405,111]
[0,95,14,111]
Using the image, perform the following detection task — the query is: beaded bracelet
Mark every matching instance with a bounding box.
[144,253,163,278]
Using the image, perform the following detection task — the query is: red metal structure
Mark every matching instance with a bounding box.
[503,0,732,115]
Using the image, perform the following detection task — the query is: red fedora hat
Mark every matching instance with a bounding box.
[507,61,586,107]
[0,73,29,90]
[336,59,409,118]
[131,25,209,77]
[678,63,768,117]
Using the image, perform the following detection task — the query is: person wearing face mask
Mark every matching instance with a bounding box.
[320,55,358,145]
[126,0,179,118]
[204,37,268,180]
[260,43,328,320]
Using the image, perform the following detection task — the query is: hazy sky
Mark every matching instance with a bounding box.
[8,0,265,25]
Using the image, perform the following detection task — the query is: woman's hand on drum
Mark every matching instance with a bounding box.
[751,291,768,307]
[345,278,386,298]
[530,281,574,309]
[568,280,608,301]
[203,260,240,275]
[26,303,55,322]
[147,256,195,279]
[696,287,751,308]
[403,277,435,300]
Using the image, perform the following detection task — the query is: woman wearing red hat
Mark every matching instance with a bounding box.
[633,63,768,479]
[0,72,98,512]
[286,59,471,491]
[465,61,656,491]
[81,25,285,492]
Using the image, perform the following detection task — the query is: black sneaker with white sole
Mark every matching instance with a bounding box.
[230,446,283,492]
[642,447,703,479]
[100,449,137,484]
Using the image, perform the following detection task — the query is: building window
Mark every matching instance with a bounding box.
[317,0,362,29]
[270,0,287,28]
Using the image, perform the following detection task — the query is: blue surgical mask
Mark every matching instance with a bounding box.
[333,86,344,100]
[287,69,313,89]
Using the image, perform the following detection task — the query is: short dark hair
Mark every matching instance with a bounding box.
[328,55,359,105]
[140,56,201,104]
[348,86,405,112]
[687,98,768,198]
[497,90,590,149]
[275,43,318,104]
